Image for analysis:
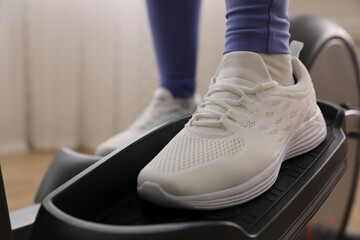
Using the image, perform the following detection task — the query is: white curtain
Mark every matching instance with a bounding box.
[0,0,226,154]
[26,0,158,150]
[0,0,27,154]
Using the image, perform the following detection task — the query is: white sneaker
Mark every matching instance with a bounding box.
[96,88,200,156]
[137,51,327,210]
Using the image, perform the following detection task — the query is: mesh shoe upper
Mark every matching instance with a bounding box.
[138,52,325,197]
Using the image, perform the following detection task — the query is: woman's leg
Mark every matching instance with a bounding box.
[138,0,327,209]
[224,0,290,54]
[146,0,201,98]
[96,0,202,156]
[225,0,293,86]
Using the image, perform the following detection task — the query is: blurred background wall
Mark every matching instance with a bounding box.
[0,0,359,155]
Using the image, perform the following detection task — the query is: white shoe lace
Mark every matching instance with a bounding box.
[189,78,277,129]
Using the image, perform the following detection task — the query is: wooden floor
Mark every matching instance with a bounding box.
[0,152,54,210]
[0,151,360,234]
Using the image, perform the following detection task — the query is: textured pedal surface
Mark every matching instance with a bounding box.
[30,101,347,240]
[94,117,339,229]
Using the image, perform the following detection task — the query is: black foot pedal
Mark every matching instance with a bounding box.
[30,101,347,240]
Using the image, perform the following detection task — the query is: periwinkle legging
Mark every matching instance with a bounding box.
[146,0,290,98]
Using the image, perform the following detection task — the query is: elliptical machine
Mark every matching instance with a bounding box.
[1,14,359,240]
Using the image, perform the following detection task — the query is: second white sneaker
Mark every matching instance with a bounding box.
[137,51,327,210]
[96,88,200,156]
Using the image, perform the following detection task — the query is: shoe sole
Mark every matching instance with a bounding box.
[138,108,327,210]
